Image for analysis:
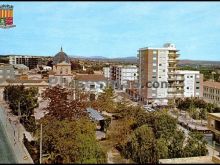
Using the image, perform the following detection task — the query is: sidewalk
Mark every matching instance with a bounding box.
[0,100,34,163]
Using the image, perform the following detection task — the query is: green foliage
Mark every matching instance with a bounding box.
[39,117,107,163]
[112,105,207,163]
[176,97,219,119]
[183,132,208,157]
[122,125,156,164]
[94,86,116,113]
[4,85,38,132]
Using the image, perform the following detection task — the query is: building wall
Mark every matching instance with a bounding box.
[103,67,110,78]
[203,82,220,106]
[78,80,107,99]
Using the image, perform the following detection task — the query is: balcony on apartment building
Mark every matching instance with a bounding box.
[168,58,179,63]
[172,82,184,87]
[168,64,177,69]
[176,76,185,81]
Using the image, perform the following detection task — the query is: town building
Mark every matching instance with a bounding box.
[176,70,203,98]
[103,67,110,79]
[49,47,73,88]
[0,79,48,101]
[75,74,107,101]
[137,43,202,105]
[0,63,15,81]
[159,155,220,164]
[208,113,220,144]
[109,65,138,91]
[9,55,40,69]
[203,81,220,107]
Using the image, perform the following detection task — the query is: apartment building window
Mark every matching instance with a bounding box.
[90,84,95,89]
[196,87,200,89]
[159,64,162,66]
[186,87,189,89]
[62,78,66,83]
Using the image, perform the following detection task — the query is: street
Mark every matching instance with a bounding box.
[0,121,17,163]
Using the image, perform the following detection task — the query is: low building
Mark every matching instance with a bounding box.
[203,81,220,107]
[75,74,107,100]
[0,63,15,81]
[13,64,29,75]
[0,79,49,101]
[208,113,220,143]
[159,156,218,164]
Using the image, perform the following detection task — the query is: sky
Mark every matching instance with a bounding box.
[0,1,220,60]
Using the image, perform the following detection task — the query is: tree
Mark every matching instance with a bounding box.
[39,117,106,163]
[42,85,88,121]
[4,85,39,132]
[183,131,208,157]
[123,124,156,164]
[93,86,116,113]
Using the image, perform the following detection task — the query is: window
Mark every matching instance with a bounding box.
[187,87,189,89]
[62,78,66,83]
[196,87,200,89]
[90,84,95,89]
[159,64,162,66]
[190,76,193,78]
[100,84,104,89]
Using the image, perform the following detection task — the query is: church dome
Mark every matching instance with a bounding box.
[52,47,70,65]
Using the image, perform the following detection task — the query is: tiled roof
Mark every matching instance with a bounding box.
[75,74,107,81]
[6,79,48,84]
[203,81,220,89]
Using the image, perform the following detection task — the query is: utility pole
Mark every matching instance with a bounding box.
[40,124,42,164]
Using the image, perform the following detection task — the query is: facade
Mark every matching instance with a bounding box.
[208,113,220,143]
[49,47,73,88]
[75,74,107,100]
[110,65,138,91]
[203,81,220,106]
[0,63,15,81]
[0,79,48,101]
[9,56,40,69]
[176,70,203,98]
[138,43,201,104]
[103,67,110,79]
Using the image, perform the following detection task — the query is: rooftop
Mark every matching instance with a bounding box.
[75,74,107,82]
[203,81,220,89]
[86,108,104,121]
[159,156,214,164]
[208,113,220,119]
[52,47,70,65]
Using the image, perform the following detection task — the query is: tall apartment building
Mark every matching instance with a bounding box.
[9,56,40,69]
[109,65,138,90]
[138,43,202,104]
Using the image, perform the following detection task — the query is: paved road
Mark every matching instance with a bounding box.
[0,122,17,163]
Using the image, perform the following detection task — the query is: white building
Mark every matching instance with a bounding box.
[103,67,110,79]
[110,65,138,91]
[75,74,107,100]
[138,43,202,105]
[176,70,202,98]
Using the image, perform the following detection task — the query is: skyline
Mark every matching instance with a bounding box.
[1,2,220,60]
